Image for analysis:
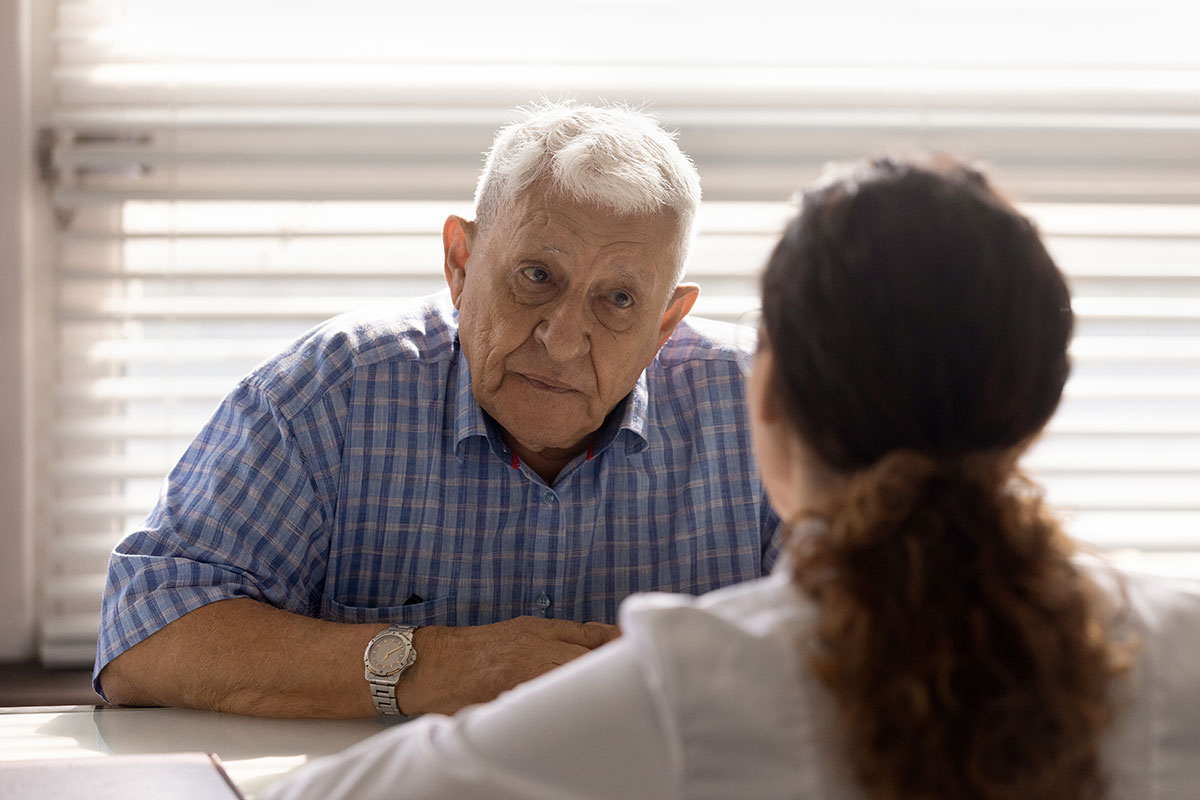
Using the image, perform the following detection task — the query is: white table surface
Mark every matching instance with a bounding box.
[0,705,404,798]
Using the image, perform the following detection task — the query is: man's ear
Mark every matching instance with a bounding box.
[654,283,700,352]
[443,215,476,308]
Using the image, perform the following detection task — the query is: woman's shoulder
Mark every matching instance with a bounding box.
[620,561,811,643]
[1075,553,1200,643]
[1079,554,1200,715]
[617,565,835,799]
[1075,553,1200,797]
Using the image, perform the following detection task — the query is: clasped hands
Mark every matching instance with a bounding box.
[396,616,620,716]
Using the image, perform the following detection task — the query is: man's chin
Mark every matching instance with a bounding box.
[484,393,603,455]
[498,418,596,459]
[509,433,591,459]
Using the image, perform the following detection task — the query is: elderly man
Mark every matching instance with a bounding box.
[95,101,781,719]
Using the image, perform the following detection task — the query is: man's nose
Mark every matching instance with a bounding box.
[534,299,591,362]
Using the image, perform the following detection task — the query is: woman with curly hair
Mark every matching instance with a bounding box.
[263,156,1200,800]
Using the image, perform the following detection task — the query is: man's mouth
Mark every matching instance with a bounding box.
[517,372,576,394]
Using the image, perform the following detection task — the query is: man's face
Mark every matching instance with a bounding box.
[444,189,696,461]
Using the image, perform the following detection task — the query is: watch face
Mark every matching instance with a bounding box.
[367,633,413,675]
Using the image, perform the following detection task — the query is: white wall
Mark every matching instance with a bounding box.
[0,0,45,662]
[0,0,33,660]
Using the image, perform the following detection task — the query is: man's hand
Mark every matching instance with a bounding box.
[398,617,620,716]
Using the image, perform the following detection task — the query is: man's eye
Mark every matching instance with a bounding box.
[521,266,550,284]
[610,291,634,309]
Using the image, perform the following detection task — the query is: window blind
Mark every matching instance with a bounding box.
[37,0,1200,665]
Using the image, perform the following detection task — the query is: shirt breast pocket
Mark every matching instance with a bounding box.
[322,594,458,627]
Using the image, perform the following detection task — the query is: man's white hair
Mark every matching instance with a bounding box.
[474,100,702,287]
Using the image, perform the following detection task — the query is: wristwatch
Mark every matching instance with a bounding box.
[363,623,418,715]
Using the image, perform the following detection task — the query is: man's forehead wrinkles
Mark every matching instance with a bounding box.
[512,205,653,247]
[517,231,650,264]
[535,239,648,257]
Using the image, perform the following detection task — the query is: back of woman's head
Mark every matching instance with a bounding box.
[762,155,1122,800]
[762,155,1072,471]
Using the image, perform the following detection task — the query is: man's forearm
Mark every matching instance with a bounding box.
[99,598,621,718]
[99,598,384,718]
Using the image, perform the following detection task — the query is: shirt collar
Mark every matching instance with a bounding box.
[601,370,650,457]
[451,343,652,462]
[451,346,493,458]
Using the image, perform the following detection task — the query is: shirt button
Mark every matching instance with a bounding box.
[536,592,552,613]
[542,489,555,504]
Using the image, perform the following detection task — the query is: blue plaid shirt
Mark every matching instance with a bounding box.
[94,292,781,695]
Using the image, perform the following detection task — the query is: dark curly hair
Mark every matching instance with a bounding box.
[761,155,1125,800]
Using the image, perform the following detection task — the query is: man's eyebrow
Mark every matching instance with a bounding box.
[613,266,650,290]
